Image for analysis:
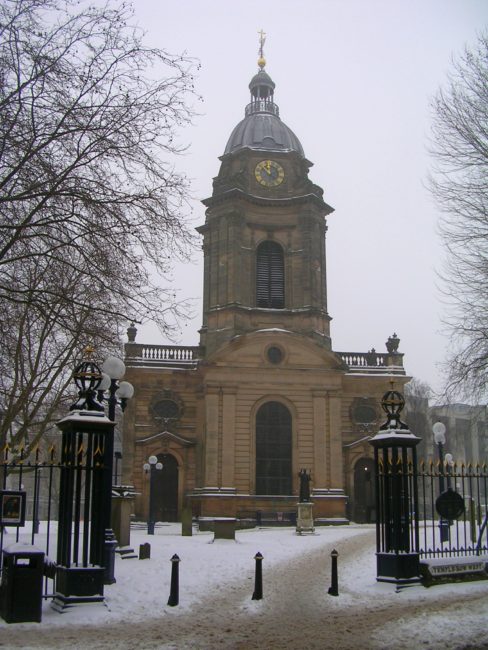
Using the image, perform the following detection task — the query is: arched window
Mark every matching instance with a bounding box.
[256,240,285,309]
[256,401,292,495]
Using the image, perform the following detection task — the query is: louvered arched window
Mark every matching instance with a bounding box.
[255,401,292,495]
[256,240,285,309]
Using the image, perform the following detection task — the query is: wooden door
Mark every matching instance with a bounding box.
[153,454,179,522]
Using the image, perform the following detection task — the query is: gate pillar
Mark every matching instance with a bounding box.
[53,359,113,610]
[370,390,421,586]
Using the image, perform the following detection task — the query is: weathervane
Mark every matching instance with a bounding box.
[258,29,266,69]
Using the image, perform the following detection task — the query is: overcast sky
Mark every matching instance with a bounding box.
[132,0,486,395]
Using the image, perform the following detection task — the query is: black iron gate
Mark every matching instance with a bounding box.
[376,456,488,559]
[417,460,488,558]
[1,443,105,598]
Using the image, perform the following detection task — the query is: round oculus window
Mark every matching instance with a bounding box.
[152,399,180,421]
[352,405,377,424]
[267,346,283,365]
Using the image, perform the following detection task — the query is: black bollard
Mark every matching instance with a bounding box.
[252,552,263,600]
[167,554,180,606]
[328,548,339,596]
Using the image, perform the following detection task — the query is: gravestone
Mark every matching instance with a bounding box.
[139,543,151,560]
[181,507,193,537]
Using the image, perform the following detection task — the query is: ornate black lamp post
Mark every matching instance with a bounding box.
[97,356,134,584]
[370,389,421,586]
[32,468,41,535]
[143,455,163,534]
[433,421,450,543]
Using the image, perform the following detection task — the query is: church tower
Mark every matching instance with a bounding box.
[122,36,407,528]
[198,39,334,356]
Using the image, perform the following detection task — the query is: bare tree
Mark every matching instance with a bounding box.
[404,378,433,457]
[404,377,433,402]
[0,254,121,453]
[0,0,199,446]
[429,32,488,400]
[0,0,198,328]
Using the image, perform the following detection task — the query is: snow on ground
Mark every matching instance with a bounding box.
[1,523,488,649]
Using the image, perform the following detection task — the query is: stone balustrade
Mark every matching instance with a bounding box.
[125,343,404,374]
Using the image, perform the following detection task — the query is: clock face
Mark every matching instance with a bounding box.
[255,160,285,187]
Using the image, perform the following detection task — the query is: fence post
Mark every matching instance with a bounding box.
[469,498,477,544]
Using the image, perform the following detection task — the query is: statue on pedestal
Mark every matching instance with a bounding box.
[299,469,311,503]
[297,469,314,534]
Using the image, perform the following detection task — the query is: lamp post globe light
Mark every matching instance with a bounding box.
[432,421,450,543]
[444,453,454,490]
[144,455,163,535]
[97,355,134,584]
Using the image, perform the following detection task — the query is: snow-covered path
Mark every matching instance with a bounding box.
[1,525,487,649]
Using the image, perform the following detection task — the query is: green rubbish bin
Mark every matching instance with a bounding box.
[0,545,45,623]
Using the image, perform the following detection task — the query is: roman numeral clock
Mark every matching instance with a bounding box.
[254,159,285,187]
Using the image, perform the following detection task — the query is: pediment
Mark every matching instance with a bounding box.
[207,329,346,371]
[135,430,196,447]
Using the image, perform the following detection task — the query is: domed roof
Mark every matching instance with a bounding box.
[224,112,304,156]
[223,66,305,158]
[249,70,275,95]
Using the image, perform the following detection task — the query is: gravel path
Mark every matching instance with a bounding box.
[1,529,487,649]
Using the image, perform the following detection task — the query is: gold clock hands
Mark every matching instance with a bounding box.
[255,160,284,186]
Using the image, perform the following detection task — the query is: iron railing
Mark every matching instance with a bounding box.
[1,444,105,598]
[3,443,485,603]
[417,460,488,558]
[376,456,488,559]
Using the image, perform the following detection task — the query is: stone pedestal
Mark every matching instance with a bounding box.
[112,494,135,548]
[376,552,421,585]
[213,517,236,540]
[296,502,314,534]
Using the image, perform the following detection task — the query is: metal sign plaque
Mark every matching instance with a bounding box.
[0,490,26,527]
[435,488,465,520]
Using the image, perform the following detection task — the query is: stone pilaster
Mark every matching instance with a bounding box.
[204,388,220,487]
[328,393,343,489]
[312,390,328,487]
[221,387,237,487]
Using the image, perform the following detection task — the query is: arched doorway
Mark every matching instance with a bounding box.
[152,454,179,522]
[353,457,375,523]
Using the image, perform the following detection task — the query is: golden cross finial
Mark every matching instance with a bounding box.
[258,29,266,69]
